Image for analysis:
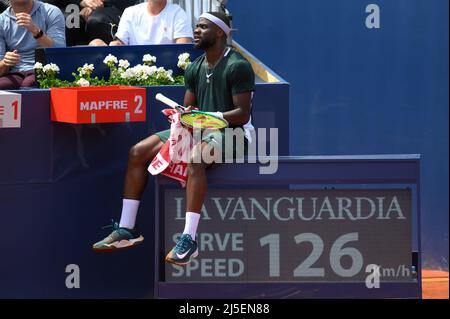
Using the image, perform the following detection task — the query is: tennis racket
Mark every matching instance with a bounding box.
[155,93,228,130]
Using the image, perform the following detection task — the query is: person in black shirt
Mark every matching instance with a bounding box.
[43,0,136,46]
[0,0,10,13]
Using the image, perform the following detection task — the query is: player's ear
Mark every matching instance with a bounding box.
[216,28,225,38]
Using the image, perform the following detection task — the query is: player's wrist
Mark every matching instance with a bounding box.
[28,24,38,35]
[205,111,224,119]
[0,59,8,68]
[33,28,44,39]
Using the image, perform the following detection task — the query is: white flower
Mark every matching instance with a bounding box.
[143,54,157,65]
[177,61,190,70]
[79,63,94,76]
[118,59,130,70]
[147,65,158,76]
[83,63,94,72]
[156,67,175,83]
[120,67,138,80]
[43,63,60,74]
[177,53,191,70]
[142,65,157,80]
[76,78,90,87]
[120,72,129,80]
[34,62,43,70]
[178,53,190,62]
[103,54,118,66]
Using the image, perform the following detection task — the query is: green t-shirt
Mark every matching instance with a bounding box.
[184,48,256,118]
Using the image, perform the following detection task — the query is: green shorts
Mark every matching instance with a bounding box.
[155,129,248,161]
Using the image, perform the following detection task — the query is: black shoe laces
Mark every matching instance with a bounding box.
[102,219,120,231]
[101,219,129,238]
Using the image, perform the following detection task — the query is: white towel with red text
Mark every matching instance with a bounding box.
[148,109,192,187]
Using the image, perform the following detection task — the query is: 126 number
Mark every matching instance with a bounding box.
[260,232,363,278]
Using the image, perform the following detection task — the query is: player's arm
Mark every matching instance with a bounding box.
[221,60,255,126]
[222,92,252,126]
[183,60,198,111]
[183,90,197,110]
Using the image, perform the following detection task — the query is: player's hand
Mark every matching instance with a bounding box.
[2,50,20,67]
[80,0,104,10]
[183,105,198,113]
[15,13,39,35]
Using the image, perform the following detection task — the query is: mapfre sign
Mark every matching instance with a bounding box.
[50,86,146,124]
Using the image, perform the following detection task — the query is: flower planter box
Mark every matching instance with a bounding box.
[50,86,146,124]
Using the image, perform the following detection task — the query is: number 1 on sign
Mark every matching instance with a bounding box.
[12,100,18,120]
[0,94,21,128]
[260,234,281,277]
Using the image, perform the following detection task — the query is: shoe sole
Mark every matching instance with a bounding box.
[92,236,144,253]
[165,249,198,266]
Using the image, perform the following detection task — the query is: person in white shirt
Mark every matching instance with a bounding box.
[89,0,193,45]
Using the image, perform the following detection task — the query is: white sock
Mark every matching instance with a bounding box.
[119,199,140,229]
[182,212,201,240]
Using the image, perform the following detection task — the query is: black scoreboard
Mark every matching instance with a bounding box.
[163,188,412,282]
[154,156,421,298]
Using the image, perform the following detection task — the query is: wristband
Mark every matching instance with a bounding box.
[33,29,44,39]
[205,111,224,119]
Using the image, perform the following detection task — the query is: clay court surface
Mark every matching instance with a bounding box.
[422,270,449,299]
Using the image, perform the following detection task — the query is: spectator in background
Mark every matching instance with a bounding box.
[89,0,192,46]
[0,0,10,13]
[0,0,65,89]
[43,0,136,46]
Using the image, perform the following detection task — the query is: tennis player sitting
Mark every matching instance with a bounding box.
[92,11,256,266]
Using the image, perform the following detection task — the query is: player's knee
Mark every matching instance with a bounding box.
[190,142,214,164]
[128,144,146,163]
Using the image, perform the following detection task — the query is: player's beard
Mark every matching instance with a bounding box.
[194,37,216,50]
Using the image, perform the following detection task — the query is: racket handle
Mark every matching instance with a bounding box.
[155,93,182,109]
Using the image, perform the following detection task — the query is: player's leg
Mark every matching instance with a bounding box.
[118,134,165,229]
[165,141,220,265]
[123,135,165,200]
[92,132,168,252]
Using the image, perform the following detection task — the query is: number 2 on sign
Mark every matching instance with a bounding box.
[134,95,143,114]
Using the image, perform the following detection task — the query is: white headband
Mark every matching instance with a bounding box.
[199,13,231,36]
